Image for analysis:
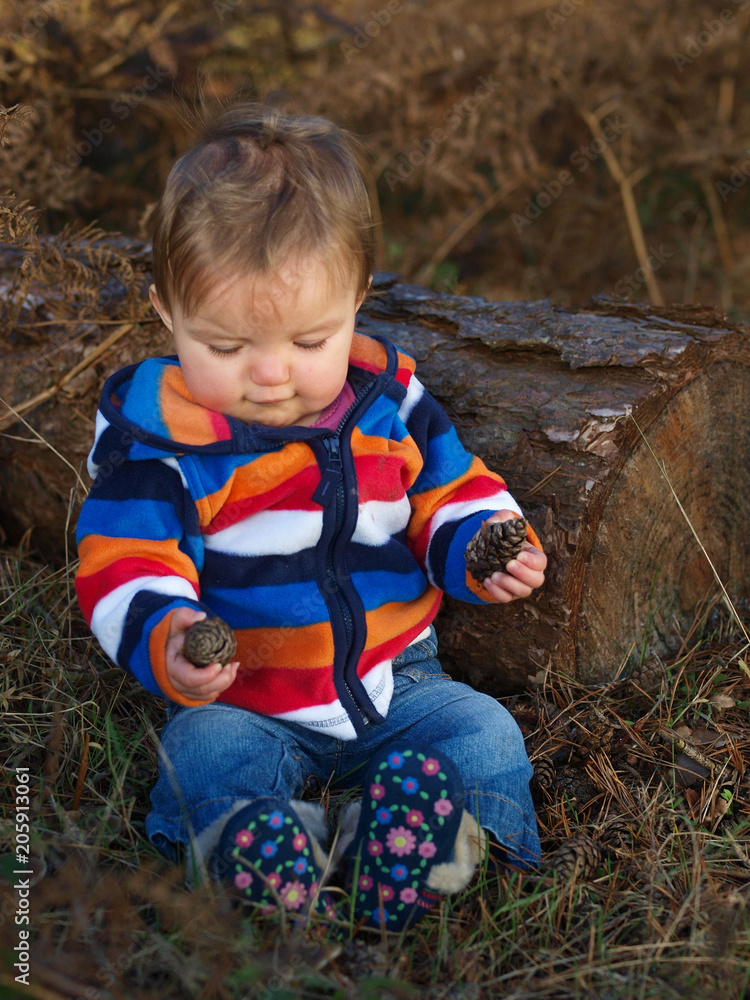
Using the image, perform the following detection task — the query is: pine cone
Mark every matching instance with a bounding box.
[551,764,597,806]
[531,757,556,791]
[465,516,528,582]
[548,835,603,880]
[628,654,666,695]
[574,708,614,756]
[182,617,237,668]
[598,816,634,849]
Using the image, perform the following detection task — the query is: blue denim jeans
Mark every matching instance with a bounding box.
[145,627,540,869]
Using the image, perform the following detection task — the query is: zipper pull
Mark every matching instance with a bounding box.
[313,436,342,506]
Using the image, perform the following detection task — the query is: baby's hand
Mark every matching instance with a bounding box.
[165,607,240,701]
[479,511,547,604]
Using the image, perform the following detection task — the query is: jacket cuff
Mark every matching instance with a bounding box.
[149,608,212,706]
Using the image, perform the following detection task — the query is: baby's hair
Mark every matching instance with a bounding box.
[150,103,375,317]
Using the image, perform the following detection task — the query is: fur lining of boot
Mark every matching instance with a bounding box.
[288,800,330,872]
[329,799,362,875]
[425,809,486,895]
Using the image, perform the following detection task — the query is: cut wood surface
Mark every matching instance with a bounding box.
[1,255,748,690]
[358,275,750,691]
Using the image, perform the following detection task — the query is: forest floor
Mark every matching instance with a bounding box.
[1,551,749,1000]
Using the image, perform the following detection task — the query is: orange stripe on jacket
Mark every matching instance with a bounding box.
[160,366,232,444]
[234,621,334,671]
[350,331,390,373]
[363,591,442,650]
[78,534,200,585]
[193,440,320,527]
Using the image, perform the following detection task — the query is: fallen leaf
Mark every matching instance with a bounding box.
[714,793,731,817]
[709,693,736,710]
[673,752,711,788]
[690,727,728,747]
[683,787,701,815]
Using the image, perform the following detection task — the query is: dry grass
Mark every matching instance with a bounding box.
[1,551,748,1000]
[1,2,750,996]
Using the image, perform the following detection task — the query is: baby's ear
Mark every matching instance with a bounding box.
[149,284,173,331]
[356,274,373,310]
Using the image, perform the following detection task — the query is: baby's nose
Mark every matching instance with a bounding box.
[250,352,289,385]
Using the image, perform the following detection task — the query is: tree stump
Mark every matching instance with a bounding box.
[358,276,750,691]
[1,253,748,689]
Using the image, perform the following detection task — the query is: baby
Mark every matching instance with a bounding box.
[76,103,547,930]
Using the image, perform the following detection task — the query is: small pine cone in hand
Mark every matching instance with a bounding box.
[182,617,237,668]
[465,516,528,583]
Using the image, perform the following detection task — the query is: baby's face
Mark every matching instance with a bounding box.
[150,257,367,428]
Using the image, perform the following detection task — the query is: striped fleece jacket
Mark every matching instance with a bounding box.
[76,332,535,739]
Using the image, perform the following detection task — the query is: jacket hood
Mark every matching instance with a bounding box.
[88,332,411,474]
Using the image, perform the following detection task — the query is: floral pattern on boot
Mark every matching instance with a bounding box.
[345,744,465,931]
[211,797,337,920]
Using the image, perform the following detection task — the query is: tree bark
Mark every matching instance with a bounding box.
[2,257,749,690]
[358,276,750,692]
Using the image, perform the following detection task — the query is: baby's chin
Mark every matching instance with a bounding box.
[233,402,324,428]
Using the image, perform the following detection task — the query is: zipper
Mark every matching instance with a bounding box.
[313,434,367,726]
[312,381,387,731]
[326,437,355,665]
[232,343,399,730]
[313,435,342,508]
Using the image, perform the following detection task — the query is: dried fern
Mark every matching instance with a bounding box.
[0,192,151,338]
[0,103,35,146]
[0,190,39,243]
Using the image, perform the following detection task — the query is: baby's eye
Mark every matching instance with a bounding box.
[296,340,327,351]
[207,344,241,357]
